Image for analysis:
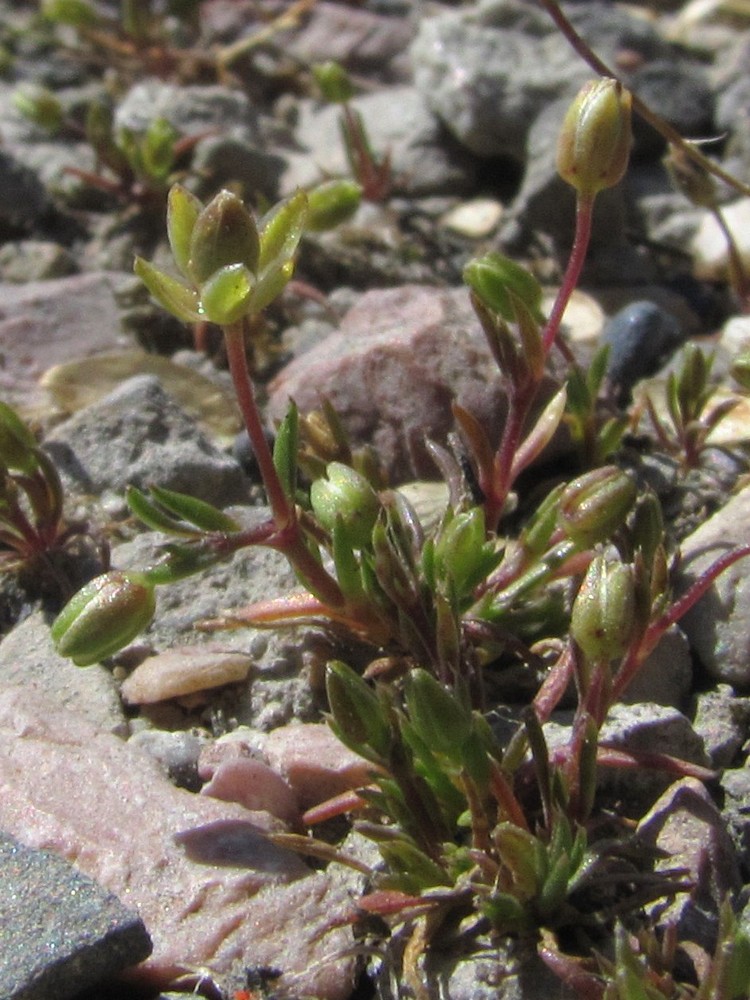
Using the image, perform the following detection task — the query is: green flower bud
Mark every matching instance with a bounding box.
[463,252,544,323]
[51,571,156,666]
[325,660,390,760]
[140,117,179,182]
[557,78,632,198]
[310,462,380,549]
[12,84,64,133]
[434,507,494,597]
[403,668,473,762]
[571,556,635,663]
[188,190,260,285]
[306,180,362,232]
[558,466,636,549]
[312,61,355,104]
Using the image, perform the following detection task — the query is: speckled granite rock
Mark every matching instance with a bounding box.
[0,831,151,1000]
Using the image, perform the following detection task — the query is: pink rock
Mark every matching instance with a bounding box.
[120,647,253,705]
[0,686,356,998]
[201,757,301,826]
[262,722,375,811]
[0,272,130,414]
[268,285,510,482]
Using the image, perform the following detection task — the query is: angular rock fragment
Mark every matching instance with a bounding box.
[0,686,357,999]
[0,831,151,1000]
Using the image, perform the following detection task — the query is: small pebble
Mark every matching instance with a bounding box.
[601,300,685,404]
[439,198,503,238]
[121,647,253,705]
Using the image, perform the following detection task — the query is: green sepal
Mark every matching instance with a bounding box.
[200,263,254,325]
[463,252,544,324]
[167,184,203,277]
[249,260,295,314]
[134,256,202,322]
[258,190,308,273]
[331,517,366,602]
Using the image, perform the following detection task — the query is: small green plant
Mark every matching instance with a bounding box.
[13,83,206,210]
[46,53,750,998]
[313,60,393,203]
[641,344,742,470]
[0,402,107,601]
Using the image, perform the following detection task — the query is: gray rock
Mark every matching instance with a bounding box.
[114,82,260,143]
[0,831,152,1000]
[637,778,741,954]
[283,86,477,197]
[598,702,710,804]
[44,375,247,508]
[676,486,750,688]
[620,625,693,709]
[411,0,586,160]
[128,728,207,791]
[601,300,686,404]
[111,516,322,731]
[0,611,127,737]
[720,767,750,874]
[0,240,78,283]
[0,149,52,235]
[0,685,357,998]
[283,0,415,78]
[691,685,750,769]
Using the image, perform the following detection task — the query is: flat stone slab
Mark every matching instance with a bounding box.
[0,831,151,1000]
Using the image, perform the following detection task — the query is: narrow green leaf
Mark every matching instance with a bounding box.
[272,401,298,502]
[126,485,197,536]
[148,485,240,532]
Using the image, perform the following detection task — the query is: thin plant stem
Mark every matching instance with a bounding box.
[223,319,345,609]
[537,0,750,199]
[224,319,293,529]
[542,194,594,355]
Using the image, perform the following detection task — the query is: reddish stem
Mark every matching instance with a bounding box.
[223,320,345,609]
[612,543,750,702]
[542,195,594,355]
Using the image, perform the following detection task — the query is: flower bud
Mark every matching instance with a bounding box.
[403,668,473,762]
[188,190,260,285]
[306,180,362,232]
[312,61,355,104]
[310,462,380,549]
[571,556,635,663]
[12,84,64,133]
[51,571,156,666]
[434,507,494,597]
[558,466,636,548]
[463,252,544,324]
[325,660,390,760]
[557,79,632,198]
